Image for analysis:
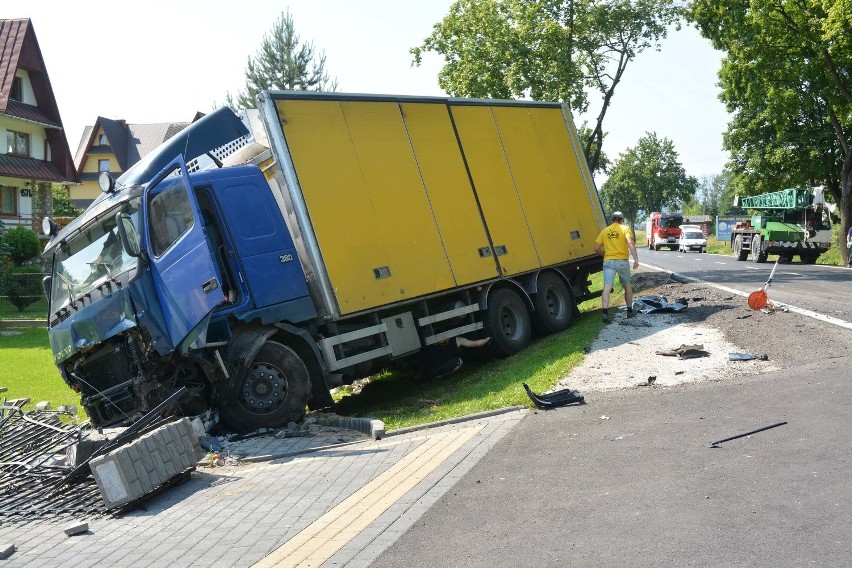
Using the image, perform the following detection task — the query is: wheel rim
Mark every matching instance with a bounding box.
[500,303,524,340]
[543,286,567,320]
[242,363,288,413]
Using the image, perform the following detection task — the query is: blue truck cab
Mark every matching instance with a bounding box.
[43,108,327,431]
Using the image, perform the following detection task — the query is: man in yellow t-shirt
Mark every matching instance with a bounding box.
[594,211,639,323]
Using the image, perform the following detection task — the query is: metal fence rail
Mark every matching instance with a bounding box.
[0,270,46,320]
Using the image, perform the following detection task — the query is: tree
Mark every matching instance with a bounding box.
[688,0,852,262]
[411,0,682,173]
[52,185,81,218]
[0,226,41,266]
[600,132,698,226]
[228,10,338,110]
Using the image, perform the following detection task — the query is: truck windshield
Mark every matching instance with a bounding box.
[661,215,683,228]
[50,199,141,313]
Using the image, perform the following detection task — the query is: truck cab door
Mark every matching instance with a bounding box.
[145,157,225,350]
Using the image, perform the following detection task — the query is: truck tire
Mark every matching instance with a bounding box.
[219,341,310,432]
[484,288,532,357]
[733,235,748,261]
[751,235,767,263]
[532,272,575,335]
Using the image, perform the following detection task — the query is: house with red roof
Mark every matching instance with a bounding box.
[0,18,78,231]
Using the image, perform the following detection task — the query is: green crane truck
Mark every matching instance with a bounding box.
[729,186,831,263]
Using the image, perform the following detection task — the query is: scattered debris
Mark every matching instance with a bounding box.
[64,522,89,536]
[637,376,657,387]
[729,352,770,362]
[522,383,584,409]
[632,295,688,314]
[599,415,610,420]
[707,420,788,448]
[0,543,15,559]
[736,313,753,320]
[655,344,709,359]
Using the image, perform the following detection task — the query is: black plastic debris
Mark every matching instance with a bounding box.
[728,352,769,361]
[632,295,688,314]
[707,420,787,448]
[655,344,709,359]
[523,383,584,409]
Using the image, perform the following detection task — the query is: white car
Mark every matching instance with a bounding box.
[678,227,707,253]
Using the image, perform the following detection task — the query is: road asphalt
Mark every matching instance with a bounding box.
[373,358,852,568]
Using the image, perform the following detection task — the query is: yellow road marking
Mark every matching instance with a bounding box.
[253,424,484,568]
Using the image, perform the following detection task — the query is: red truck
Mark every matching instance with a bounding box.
[645,212,684,251]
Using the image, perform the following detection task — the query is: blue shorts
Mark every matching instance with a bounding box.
[602,259,631,286]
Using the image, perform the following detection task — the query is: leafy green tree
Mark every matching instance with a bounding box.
[411,0,682,173]
[52,185,81,218]
[600,132,698,226]
[228,10,338,110]
[688,0,852,261]
[1,226,41,266]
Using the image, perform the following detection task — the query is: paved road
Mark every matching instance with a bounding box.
[640,249,852,325]
[373,360,852,567]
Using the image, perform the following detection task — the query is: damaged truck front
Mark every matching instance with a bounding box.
[42,92,606,433]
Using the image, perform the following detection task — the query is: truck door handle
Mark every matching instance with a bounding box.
[202,277,220,294]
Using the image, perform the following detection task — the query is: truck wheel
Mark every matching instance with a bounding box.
[484,288,532,357]
[733,235,748,261]
[751,235,767,263]
[219,341,310,432]
[532,272,575,335]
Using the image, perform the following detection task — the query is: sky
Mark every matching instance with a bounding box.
[12,0,731,183]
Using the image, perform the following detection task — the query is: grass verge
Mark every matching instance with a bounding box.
[334,274,618,431]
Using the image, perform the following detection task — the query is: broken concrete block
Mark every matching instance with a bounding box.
[0,543,15,559]
[56,404,78,415]
[35,401,51,411]
[67,438,108,469]
[90,418,205,509]
[370,419,385,440]
[64,522,88,536]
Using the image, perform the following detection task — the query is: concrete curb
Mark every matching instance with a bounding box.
[224,407,528,464]
[239,438,369,464]
[384,406,527,437]
[313,414,385,440]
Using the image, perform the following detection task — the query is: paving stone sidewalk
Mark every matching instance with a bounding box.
[0,408,526,567]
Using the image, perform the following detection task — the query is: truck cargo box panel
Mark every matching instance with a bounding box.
[399,102,498,285]
[450,105,541,276]
[491,106,600,263]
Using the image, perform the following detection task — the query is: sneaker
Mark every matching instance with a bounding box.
[626,309,635,319]
[602,314,611,324]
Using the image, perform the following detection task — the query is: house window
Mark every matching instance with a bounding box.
[6,131,30,156]
[10,77,22,102]
[0,186,17,215]
[98,134,108,145]
[98,159,110,172]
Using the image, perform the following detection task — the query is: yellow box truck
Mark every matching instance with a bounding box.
[42,91,606,432]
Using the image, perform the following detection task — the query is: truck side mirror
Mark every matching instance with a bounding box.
[42,275,52,302]
[115,212,141,257]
